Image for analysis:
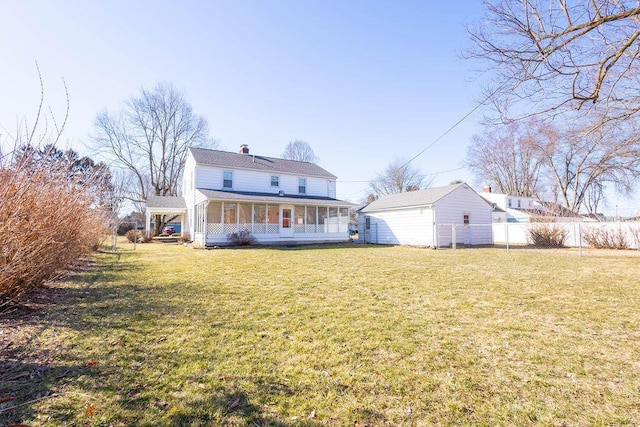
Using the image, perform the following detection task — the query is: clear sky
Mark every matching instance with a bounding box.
[0,1,490,204]
[12,1,633,213]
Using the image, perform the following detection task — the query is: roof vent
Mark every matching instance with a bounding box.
[239,144,249,155]
[278,190,285,197]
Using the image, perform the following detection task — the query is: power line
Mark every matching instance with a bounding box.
[397,68,521,172]
[399,98,489,171]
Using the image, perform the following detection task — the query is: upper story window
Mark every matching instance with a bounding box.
[508,198,512,208]
[298,178,306,194]
[517,199,521,208]
[223,171,233,189]
[271,175,279,187]
[463,213,470,225]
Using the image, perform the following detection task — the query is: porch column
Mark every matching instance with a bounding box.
[145,209,152,237]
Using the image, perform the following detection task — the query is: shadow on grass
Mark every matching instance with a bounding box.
[0,251,190,424]
[0,358,102,425]
[212,242,394,251]
[166,389,298,426]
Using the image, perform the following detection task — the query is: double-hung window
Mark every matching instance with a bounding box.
[298,178,306,194]
[271,175,279,187]
[223,171,233,189]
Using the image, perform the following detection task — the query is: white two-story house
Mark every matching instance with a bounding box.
[146,145,354,247]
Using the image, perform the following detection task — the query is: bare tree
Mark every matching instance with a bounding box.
[468,1,640,124]
[466,119,547,197]
[368,158,430,197]
[93,82,214,233]
[281,140,319,163]
[535,119,640,213]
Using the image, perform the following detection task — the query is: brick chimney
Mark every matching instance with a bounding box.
[239,144,249,155]
[483,185,492,193]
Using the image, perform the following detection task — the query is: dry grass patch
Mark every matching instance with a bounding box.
[2,244,640,425]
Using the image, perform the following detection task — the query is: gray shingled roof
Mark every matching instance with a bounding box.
[190,147,337,179]
[361,183,466,212]
[146,196,187,210]
[197,189,354,207]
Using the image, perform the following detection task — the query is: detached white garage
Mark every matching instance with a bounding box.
[358,183,494,247]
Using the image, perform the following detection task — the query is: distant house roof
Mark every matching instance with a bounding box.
[361,183,466,212]
[189,147,337,179]
[537,201,582,217]
[146,196,187,210]
[197,189,353,207]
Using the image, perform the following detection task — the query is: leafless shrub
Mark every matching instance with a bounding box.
[529,223,568,248]
[125,229,149,243]
[178,232,191,243]
[583,227,629,250]
[227,229,256,246]
[0,63,107,310]
[0,158,104,309]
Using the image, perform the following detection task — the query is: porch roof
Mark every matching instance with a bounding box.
[146,196,187,213]
[196,188,354,207]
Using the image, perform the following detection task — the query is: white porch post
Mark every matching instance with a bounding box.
[145,209,151,237]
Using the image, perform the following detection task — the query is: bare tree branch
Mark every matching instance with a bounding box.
[467,0,640,124]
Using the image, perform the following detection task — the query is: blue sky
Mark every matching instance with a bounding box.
[1,1,511,204]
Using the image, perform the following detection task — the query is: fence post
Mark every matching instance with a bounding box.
[578,223,582,258]
[505,221,510,252]
[452,224,456,249]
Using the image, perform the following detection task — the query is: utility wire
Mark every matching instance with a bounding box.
[397,67,521,171]
[398,96,490,171]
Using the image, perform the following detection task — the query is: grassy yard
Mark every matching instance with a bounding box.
[2,243,640,426]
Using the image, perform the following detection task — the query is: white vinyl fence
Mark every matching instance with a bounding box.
[436,221,640,252]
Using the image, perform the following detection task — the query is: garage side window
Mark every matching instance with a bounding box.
[463,213,470,226]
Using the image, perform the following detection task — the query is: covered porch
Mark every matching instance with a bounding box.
[193,189,352,247]
[145,196,188,237]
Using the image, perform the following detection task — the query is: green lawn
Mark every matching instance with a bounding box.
[2,243,640,426]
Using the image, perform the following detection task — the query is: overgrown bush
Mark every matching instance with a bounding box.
[582,227,628,249]
[227,229,256,246]
[0,160,104,309]
[529,223,568,248]
[125,229,147,243]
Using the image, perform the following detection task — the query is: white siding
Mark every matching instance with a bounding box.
[361,208,435,246]
[183,152,197,208]
[434,186,493,246]
[359,185,494,247]
[193,165,331,197]
[435,185,493,225]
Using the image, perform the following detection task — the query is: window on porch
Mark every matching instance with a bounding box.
[239,203,252,232]
[206,203,222,234]
[253,204,267,233]
[306,206,317,233]
[294,206,305,233]
[223,203,237,233]
[267,205,279,234]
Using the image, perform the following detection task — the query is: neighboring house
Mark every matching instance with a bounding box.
[146,145,354,247]
[357,183,494,247]
[477,186,583,223]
